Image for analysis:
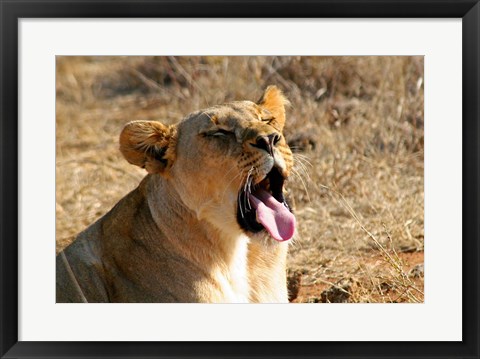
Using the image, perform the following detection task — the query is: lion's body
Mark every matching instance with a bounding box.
[56,86,294,303]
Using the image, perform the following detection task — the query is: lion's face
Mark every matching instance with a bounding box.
[119,86,296,242]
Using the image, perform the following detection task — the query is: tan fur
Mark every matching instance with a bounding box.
[56,86,294,303]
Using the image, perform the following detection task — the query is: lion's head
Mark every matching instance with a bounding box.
[119,86,295,242]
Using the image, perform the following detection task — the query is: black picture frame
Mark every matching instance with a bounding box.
[1,1,479,358]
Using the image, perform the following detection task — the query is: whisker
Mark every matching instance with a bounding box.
[219,165,244,202]
[293,156,313,177]
[246,170,255,210]
[238,190,245,219]
[243,167,255,212]
[293,153,313,169]
[236,170,249,220]
[294,162,311,183]
[293,154,312,182]
[291,167,311,202]
[293,152,313,165]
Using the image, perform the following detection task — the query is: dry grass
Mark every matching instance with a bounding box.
[56,56,424,303]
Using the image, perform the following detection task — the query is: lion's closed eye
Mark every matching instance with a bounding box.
[203,128,235,138]
[212,129,234,137]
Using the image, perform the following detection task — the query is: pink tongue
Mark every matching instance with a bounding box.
[249,188,296,241]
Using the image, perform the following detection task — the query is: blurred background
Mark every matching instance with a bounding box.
[56,56,424,303]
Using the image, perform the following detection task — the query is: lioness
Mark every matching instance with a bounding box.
[56,86,296,303]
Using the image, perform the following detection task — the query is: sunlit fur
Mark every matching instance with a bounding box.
[56,86,294,303]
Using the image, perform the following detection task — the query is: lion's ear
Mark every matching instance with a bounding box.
[119,121,177,174]
[257,85,290,131]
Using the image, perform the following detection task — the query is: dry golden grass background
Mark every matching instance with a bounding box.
[56,56,424,303]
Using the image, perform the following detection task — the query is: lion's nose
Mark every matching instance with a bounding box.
[253,133,281,156]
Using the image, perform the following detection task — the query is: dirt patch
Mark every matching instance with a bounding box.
[290,251,424,303]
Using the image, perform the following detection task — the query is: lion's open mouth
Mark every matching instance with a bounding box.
[237,167,295,241]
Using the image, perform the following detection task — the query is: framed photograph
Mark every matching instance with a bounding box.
[1,0,479,358]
